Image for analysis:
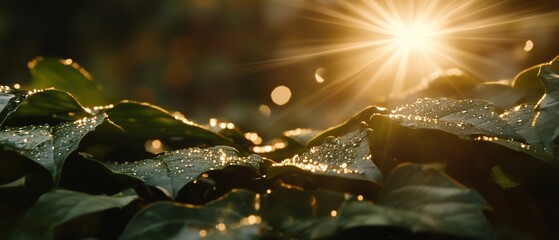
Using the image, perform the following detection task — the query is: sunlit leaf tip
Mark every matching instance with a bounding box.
[27,57,105,107]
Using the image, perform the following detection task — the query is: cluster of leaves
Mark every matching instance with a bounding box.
[1,56,559,239]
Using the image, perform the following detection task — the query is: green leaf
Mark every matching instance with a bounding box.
[270,129,382,182]
[500,104,541,148]
[0,175,27,188]
[0,114,107,180]
[389,98,521,140]
[58,153,166,201]
[511,54,559,97]
[467,82,542,111]
[120,187,348,239]
[119,189,259,240]
[0,87,89,127]
[105,146,267,198]
[268,129,382,197]
[0,151,55,240]
[553,55,559,69]
[13,189,137,240]
[105,101,232,146]
[512,64,546,95]
[307,105,387,147]
[0,86,23,126]
[260,186,346,239]
[337,163,493,239]
[532,64,559,153]
[374,97,556,165]
[27,57,105,107]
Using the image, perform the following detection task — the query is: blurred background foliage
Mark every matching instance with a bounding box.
[0,0,558,138]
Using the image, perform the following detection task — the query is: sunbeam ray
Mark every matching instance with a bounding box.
[240,0,559,132]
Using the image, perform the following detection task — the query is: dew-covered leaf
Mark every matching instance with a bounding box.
[0,87,89,127]
[270,129,381,182]
[390,69,540,112]
[27,57,105,107]
[105,146,267,198]
[105,101,232,147]
[0,124,55,177]
[375,97,557,165]
[389,98,521,140]
[337,163,493,240]
[0,86,27,126]
[13,189,137,240]
[268,129,382,197]
[58,152,167,201]
[0,114,107,179]
[500,104,541,148]
[119,189,259,240]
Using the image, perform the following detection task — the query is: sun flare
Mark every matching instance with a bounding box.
[389,21,438,54]
[263,1,556,96]
[250,0,558,128]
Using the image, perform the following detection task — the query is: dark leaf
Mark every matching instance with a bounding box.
[512,64,546,95]
[121,187,348,240]
[532,64,559,153]
[337,163,493,240]
[105,101,232,147]
[119,189,259,240]
[307,106,387,147]
[13,189,137,240]
[59,153,167,201]
[27,57,105,107]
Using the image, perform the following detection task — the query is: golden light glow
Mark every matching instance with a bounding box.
[330,210,337,217]
[266,0,559,102]
[271,85,292,106]
[244,132,263,145]
[315,67,326,83]
[524,40,534,52]
[357,195,364,201]
[145,139,164,154]
[151,139,162,149]
[215,223,226,232]
[258,104,272,117]
[389,22,438,54]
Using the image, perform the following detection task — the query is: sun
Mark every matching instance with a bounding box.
[389,21,438,53]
